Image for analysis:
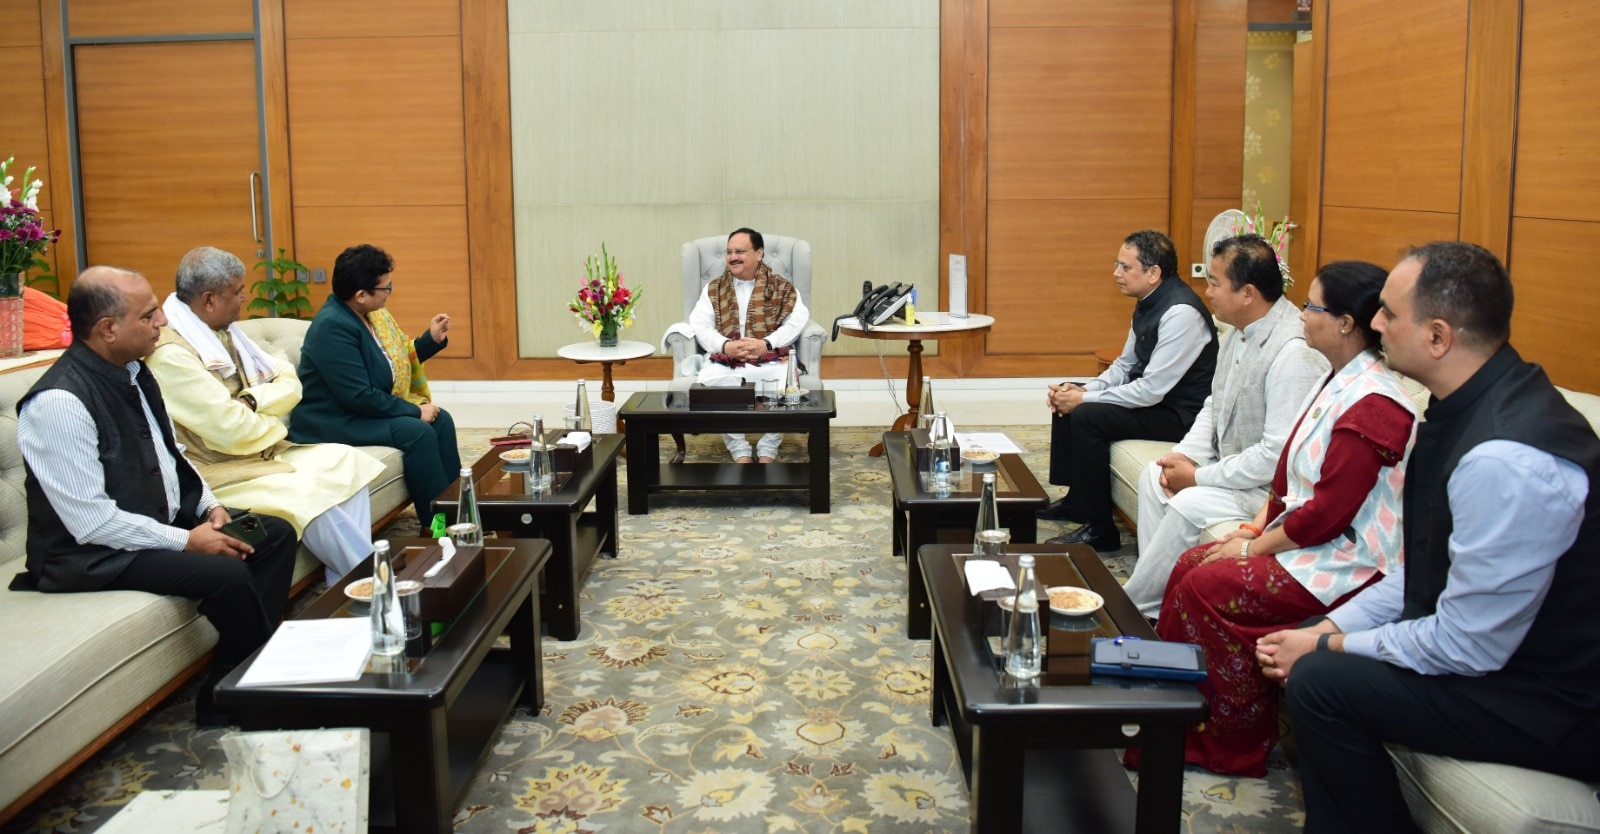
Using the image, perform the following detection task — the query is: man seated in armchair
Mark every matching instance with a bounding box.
[688,227,810,463]
[147,246,382,584]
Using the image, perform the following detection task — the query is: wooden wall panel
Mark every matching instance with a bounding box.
[284,36,466,208]
[67,0,252,37]
[990,0,1171,30]
[285,0,460,39]
[1191,17,1247,199]
[0,0,41,46]
[1317,206,1458,270]
[987,27,1172,201]
[1457,0,1519,260]
[986,198,1168,355]
[1321,0,1467,214]
[1513,0,1600,223]
[0,48,50,213]
[1509,217,1600,392]
[291,206,474,356]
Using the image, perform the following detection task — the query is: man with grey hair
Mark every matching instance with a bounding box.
[147,246,382,584]
[12,265,298,725]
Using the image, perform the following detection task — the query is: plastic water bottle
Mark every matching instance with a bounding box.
[528,414,555,491]
[917,376,936,430]
[369,540,405,657]
[452,467,483,546]
[1004,555,1043,681]
[573,380,593,432]
[974,472,1001,554]
[928,411,954,492]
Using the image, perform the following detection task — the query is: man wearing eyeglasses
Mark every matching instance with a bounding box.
[1038,229,1219,552]
[688,227,809,463]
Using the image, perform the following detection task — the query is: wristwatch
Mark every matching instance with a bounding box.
[239,392,258,412]
[764,339,773,351]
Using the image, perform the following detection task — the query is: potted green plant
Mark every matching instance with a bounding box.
[249,248,313,319]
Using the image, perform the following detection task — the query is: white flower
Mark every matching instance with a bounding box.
[22,179,42,210]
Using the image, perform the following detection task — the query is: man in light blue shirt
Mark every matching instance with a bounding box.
[1255,243,1600,832]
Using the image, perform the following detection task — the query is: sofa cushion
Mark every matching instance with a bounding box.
[1389,745,1600,834]
[0,562,213,761]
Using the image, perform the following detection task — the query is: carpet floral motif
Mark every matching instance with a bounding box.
[2,427,1306,834]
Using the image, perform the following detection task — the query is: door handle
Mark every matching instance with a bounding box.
[249,172,262,243]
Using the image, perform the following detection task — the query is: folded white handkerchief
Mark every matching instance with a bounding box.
[964,560,1015,595]
[563,431,593,451]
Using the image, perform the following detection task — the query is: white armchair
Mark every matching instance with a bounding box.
[664,233,827,460]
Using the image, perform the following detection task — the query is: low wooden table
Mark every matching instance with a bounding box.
[618,389,836,514]
[921,543,1207,834]
[434,434,623,640]
[883,431,1048,638]
[216,537,551,834]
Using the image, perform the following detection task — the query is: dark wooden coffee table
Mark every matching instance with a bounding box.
[618,389,836,514]
[883,431,1049,638]
[216,537,551,834]
[921,543,1207,834]
[433,434,622,641]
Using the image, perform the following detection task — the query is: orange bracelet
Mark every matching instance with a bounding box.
[1239,523,1263,536]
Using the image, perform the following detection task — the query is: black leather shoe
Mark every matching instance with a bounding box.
[1035,496,1073,521]
[1045,522,1121,552]
[193,671,237,728]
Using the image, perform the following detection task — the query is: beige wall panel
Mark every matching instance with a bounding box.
[0,0,41,46]
[991,0,1172,30]
[1317,206,1458,270]
[292,206,474,355]
[511,201,937,358]
[986,198,1169,355]
[723,29,938,202]
[1241,31,1293,215]
[67,0,253,37]
[1194,22,1249,200]
[286,36,466,208]
[0,46,51,213]
[988,27,1173,201]
[1509,217,1600,392]
[285,0,460,39]
[509,0,935,33]
[509,27,935,206]
[1513,0,1600,223]
[509,3,939,360]
[1322,0,1466,213]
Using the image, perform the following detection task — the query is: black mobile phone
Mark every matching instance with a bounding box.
[220,511,267,547]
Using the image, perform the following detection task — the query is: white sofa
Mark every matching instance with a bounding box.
[1106,381,1600,832]
[0,317,407,822]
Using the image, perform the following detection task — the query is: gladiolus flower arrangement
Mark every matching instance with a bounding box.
[568,243,640,341]
[1230,201,1296,289]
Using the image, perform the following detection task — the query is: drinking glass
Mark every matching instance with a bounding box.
[760,377,781,405]
[976,528,1010,559]
[396,580,423,640]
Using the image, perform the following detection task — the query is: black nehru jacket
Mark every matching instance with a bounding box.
[1127,276,1216,416]
[15,341,207,593]
[1400,345,1600,742]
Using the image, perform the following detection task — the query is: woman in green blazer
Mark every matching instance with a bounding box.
[290,244,460,523]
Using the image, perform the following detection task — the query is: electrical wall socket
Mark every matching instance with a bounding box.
[311,268,327,284]
[1190,263,1206,278]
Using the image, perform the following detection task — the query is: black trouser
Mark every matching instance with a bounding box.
[1286,650,1600,834]
[102,513,297,667]
[390,408,461,523]
[1048,401,1190,526]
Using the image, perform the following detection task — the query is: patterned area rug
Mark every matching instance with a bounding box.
[2,427,1305,834]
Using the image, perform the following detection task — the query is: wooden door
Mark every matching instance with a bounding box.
[75,40,263,299]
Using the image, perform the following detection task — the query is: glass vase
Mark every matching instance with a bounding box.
[0,273,24,359]
[598,320,619,347]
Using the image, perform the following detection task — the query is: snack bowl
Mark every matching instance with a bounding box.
[499,448,531,467]
[962,448,1000,471]
[344,577,421,603]
[1046,586,1103,616]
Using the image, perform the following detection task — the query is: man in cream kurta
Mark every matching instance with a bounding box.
[147,247,382,583]
[688,228,810,462]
